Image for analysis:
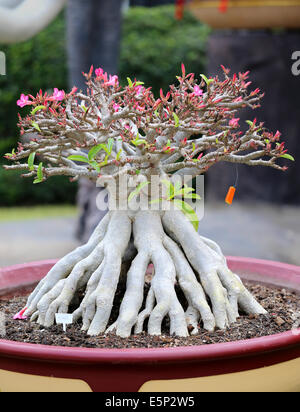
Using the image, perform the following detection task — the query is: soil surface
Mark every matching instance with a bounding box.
[0,282,299,349]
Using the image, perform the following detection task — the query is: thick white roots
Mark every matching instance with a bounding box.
[24,209,267,338]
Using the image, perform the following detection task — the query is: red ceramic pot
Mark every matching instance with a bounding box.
[0,258,299,392]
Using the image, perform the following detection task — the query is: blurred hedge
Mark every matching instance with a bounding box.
[0,5,209,206]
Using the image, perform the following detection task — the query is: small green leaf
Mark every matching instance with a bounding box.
[99,155,109,168]
[192,142,196,152]
[5,149,16,158]
[173,199,199,231]
[161,179,175,200]
[200,74,214,86]
[28,152,36,171]
[128,181,150,202]
[173,112,180,128]
[246,120,253,127]
[89,160,101,172]
[127,77,133,88]
[68,155,90,163]
[31,105,46,116]
[131,137,147,147]
[181,193,201,200]
[149,198,163,205]
[280,153,295,161]
[88,144,106,160]
[135,81,144,86]
[31,121,41,133]
[107,138,114,155]
[175,186,195,197]
[34,162,44,184]
[116,149,123,161]
[37,162,43,180]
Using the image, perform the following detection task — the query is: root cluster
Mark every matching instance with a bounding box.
[24,210,266,338]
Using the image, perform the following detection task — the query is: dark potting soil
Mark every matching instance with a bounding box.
[0,282,299,349]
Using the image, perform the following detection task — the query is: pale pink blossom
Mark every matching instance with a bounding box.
[105,75,119,87]
[193,85,203,97]
[135,85,144,96]
[95,67,104,78]
[229,117,240,127]
[113,102,120,112]
[17,94,31,108]
[49,88,65,101]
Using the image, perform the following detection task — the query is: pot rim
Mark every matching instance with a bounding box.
[0,257,299,365]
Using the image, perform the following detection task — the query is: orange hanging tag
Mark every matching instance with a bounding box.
[225,186,236,205]
[219,0,229,13]
[175,0,185,20]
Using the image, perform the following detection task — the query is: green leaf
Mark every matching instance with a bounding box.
[246,120,253,127]
[68,155,90,163]
[5,149,16,158]
[127,77,133,88]
[31,105,46,116]
[173,112,180,128]
[175,186,195,197]
[200,74,214,86]
[88,144,106,160]
[161,179,175,200]
[89,160,101,172]
[128,181,150,203]
[192,142,196,152]
[107,138,114,155]
[34,162,43,184]
[181,193,201,200]
[135,81,144,86]
[28,152,36,171]
[99,155,109,168]
[173,199,199,231]
[116,149,123,161]
[37,162,43,180]
[131,137,147,147]
[280,153,295,161]
[31,121,41,133]
[149,198,163,205]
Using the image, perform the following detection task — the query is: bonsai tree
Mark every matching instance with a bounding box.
[5,65,293,338]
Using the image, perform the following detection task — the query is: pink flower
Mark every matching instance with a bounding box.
[135,85,144,96]
[95,67,104,78]
[229,117,240,128]
[17,94,31,108]
[193,85,203,97]
[105,75,119,87]
[50,88,65,101]
[113,102,120,112]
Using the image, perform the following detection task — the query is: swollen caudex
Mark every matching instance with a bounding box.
[22,208,266,338]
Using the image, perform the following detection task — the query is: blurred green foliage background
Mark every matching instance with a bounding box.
[0,6,209,206]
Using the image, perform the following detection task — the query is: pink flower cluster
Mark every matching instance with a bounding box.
[17,88,65,108]
[95,67,119,87]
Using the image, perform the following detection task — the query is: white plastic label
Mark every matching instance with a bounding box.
[55,313,73,332]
